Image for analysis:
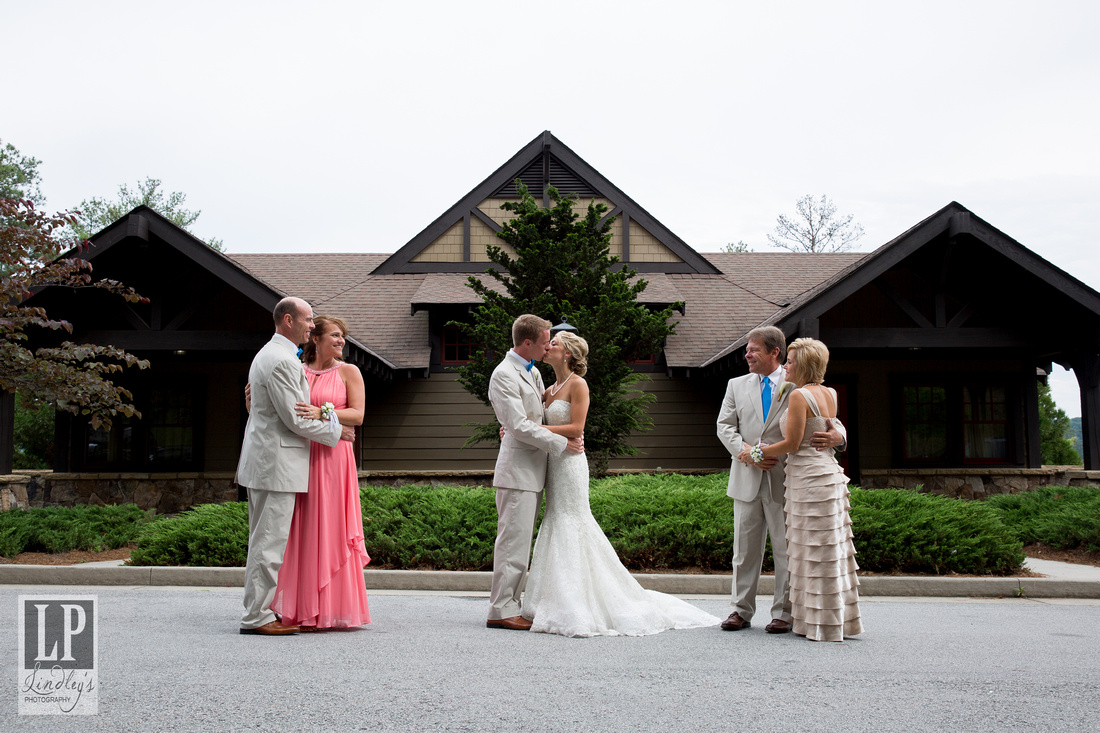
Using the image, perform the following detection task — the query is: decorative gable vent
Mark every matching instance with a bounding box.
[491,156,597,198]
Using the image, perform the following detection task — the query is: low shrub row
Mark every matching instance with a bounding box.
[4,477,1093,576]
[984,486,1100,553]
[0,504,152,557]
[129,475,1030,575]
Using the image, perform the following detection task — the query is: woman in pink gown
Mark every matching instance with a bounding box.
[271,315,371,631]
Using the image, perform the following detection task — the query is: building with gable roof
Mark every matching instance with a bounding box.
[6,132,1099,509]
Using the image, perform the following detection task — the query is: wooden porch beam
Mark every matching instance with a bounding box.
[81,331,270,351]
[1070,353,1100,470]
[874,280,933,328]
[821,328,1035,349]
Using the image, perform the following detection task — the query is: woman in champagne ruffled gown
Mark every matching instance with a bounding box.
[752,338,862,642]
[271,315,371,631]
[519,332,718,637]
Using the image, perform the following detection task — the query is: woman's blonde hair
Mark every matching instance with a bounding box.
[785,337,829,385]
[555,331,588,376]
[301,315,348,365]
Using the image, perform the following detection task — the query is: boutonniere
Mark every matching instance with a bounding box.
[776,382,792,402]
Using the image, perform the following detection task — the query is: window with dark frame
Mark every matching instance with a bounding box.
[902,385,947,463]
[81,385,202,470]
[963,385,1008,463]
[899,381,1012,467]
[441,324,480,364]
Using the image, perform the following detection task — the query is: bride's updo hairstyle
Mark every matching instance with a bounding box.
[301,315,348,364]
[785,337,829,385]
[556,332,589,377]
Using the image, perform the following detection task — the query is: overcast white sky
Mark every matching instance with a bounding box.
[6,1,1098,416]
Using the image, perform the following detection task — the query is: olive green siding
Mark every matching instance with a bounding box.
[360,372,731,472]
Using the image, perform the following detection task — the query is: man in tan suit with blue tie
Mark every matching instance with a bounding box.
[716,326,844,634]
[486,314,584,630]
[237,297,341,635]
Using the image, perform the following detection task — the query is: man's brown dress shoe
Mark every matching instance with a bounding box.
[486,615,533,631]
[765,619,792,634]
[239,620,300,635]
[720,612,751,631]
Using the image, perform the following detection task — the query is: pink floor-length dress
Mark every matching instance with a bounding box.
[272,364,371,628]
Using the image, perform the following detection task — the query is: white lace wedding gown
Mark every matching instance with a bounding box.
[521,400,720,637]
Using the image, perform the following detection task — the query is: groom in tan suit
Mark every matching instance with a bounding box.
[486,314,583,630]
[237,297,341,635]
[716,326,844,634]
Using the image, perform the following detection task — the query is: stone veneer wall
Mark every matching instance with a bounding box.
[860,468,1100,499]
[0,472,237,513]
[2,467,1097,513]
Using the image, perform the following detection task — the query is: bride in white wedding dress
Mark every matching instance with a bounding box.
[519,332,719,637]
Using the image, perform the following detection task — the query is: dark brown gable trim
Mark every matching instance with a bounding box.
[372,131,721,276]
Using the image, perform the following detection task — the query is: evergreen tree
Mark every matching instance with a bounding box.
[1038,382,1081,465]
[453,182,680,476]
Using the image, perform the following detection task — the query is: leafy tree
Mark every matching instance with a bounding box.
[767,194,865,253]
[452,182,681,476]
[1069,416,1083,453]
[0,140,45,206]
[1038,382,1081,465]
[1,199,149,431]
[14,392,53,469]
[67,177,224,251]
[722,240,752,253]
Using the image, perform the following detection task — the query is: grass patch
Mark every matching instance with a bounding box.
[984,486,1100,553]
[0,504,152,558]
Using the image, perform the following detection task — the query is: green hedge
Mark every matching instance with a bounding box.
[0,504,152,557]
[130,502,249,567]
[850,488,1023,575]
[123,475,1029,575]
[984,486,1100,553]
[10,477,1089,576]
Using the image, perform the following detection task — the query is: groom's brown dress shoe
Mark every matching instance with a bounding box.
[486,615,533,631]
[239,620,300,635]
[720,612,751,631]
[765,619,792,634]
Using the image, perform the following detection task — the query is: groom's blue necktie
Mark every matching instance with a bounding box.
[761,376,772,421]
[525,360,534,372]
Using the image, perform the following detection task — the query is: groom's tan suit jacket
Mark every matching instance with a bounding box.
[717,373,791,503]
[236,334,340,492]
[489,351,567,490]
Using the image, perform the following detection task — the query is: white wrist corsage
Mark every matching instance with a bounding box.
[319,402,335,420]
[749,444,764,463]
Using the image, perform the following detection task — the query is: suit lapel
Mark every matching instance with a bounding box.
[749,375,763,422]
[763,379,790,430]
[511,359,541,400]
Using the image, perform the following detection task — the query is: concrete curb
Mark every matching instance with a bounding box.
[2,565,1098,598]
